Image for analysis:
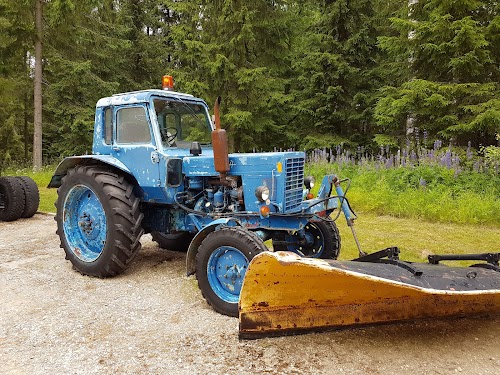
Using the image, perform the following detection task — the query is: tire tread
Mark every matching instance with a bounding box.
[0,176,26,221]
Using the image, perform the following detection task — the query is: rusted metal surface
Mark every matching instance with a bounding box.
[239,252,500,339]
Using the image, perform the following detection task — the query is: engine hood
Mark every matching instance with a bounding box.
[183,151,305,177]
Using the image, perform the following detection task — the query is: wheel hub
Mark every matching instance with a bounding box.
[207,247,249,302]
[224,264,244,283]
[77,207,102,240]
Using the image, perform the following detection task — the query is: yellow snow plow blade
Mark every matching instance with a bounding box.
[239,251,500,338]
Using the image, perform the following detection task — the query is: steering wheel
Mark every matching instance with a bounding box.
[161,127,178,144]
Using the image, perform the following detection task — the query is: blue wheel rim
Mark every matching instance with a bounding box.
[63,184,107,262]
[207,247,249,303]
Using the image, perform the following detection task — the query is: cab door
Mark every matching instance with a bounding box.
[110,104,162,201]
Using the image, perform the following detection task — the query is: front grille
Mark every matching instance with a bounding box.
[284,157,304,211]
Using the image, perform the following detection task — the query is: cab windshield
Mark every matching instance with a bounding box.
[153,98,212,148]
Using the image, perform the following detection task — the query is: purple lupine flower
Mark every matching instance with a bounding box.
[410,150,417,166]
[427,149,433,162]
[443,149,452,169]
[419,177,427,189]
[386,155,394,168]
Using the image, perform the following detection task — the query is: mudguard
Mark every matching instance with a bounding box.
[48,155,133,188]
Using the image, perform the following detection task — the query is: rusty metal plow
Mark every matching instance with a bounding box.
[239,250,500,339]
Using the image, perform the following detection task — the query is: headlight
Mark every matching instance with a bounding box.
[304,176,315,189]
[255,186,270,202]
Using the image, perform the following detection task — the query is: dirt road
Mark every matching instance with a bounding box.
[1,214,499,374]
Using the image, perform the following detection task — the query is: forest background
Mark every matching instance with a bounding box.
[0,0,499,169]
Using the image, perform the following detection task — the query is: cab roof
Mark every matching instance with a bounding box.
[95,89,207,108]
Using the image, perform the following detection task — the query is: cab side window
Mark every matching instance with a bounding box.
[104,108,112,144]
[116,106,151,144]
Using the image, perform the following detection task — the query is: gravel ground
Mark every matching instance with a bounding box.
[1,214,499,374]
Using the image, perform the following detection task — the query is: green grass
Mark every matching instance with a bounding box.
[335,211,500,264]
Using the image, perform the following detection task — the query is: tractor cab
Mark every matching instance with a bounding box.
[89,80,214,202]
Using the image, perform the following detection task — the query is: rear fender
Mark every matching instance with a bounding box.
[47,155,136,188]
[185,218,240,276]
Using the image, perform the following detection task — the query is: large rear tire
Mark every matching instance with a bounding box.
[56,166,144,277]
[151,231,195,252]
[272,219,341,259]
[196,227,267,317]
[15,176,40,218]
[0,176,26,222]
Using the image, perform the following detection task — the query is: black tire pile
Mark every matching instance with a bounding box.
[0,176,40,222]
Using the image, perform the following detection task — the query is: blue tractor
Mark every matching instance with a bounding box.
[49,77,344,317]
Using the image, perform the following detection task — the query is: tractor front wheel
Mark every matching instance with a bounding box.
[196,227,267,317]
[56,166,144,277]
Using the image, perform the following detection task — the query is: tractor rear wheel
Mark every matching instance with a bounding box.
[56,166,144,277]
[196,227,267,317]
[272,219,341,259]
[151,231,195,252]
[0,176,25,222]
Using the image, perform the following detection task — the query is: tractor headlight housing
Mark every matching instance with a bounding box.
[255,186,270,202]
[304,176,315,190]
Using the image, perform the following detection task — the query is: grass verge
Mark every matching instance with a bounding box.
[336,211,499,264]
[308,162,500,226]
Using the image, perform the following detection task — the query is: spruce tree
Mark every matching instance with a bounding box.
[42,1,124,158]
[167,0,296,151]
[290,0,383,150]
[376,0,499,146]
[0,0,33,169]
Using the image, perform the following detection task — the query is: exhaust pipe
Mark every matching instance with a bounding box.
[212,97,230,181]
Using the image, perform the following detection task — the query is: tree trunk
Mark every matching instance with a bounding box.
[33,0,43,171]
[24,51,29,162]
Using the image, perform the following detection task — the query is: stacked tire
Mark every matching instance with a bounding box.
[0,176,40,222]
